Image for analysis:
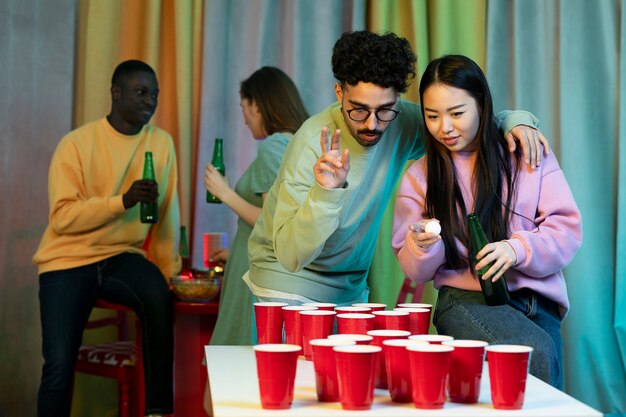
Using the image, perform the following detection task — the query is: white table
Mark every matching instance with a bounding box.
[204,346,601,417]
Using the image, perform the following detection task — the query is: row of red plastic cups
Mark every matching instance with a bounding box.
[254,337,532,411]
[254,301,433,350]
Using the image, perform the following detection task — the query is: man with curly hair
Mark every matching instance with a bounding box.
[245,30,547,311]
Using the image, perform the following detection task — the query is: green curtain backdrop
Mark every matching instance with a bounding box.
[486,0,626,413]
[1,0,624,416]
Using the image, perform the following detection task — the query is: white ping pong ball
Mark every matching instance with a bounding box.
[425,220,441,236]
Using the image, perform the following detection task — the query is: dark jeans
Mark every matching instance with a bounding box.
[434,286,563,389]
[37,253,173,416]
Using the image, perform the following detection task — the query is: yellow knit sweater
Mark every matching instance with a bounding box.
[33,118,181,280]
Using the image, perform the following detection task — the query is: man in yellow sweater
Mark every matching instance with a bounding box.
[33,60,181,417]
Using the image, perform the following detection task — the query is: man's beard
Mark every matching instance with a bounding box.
[355,128,384,146]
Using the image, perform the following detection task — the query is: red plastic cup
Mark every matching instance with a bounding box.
[409,334,454,345]
[442,340,488,403]
[397,303,432,333]
[407,343,454,409]
[367,329,411,389]
[254,302,288,344]
[253,344,302,409]
[302,302,337,311]
[202,232,227,268]
[328,333,373,345]
[397,302,433,310]
[486,345,533,409]
[309,338,355,402]
[352,302,386,312]
[282,305,317,347]
[372,310,410,331]
[394,307,430,335]
[333,344,382,410]
[299,310,336,360]
[383,339,428,402]
[336,313,375,335]
[335,306,372,314]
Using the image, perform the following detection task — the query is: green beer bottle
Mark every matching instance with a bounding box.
[140,151,158,223]
[467,213,510,306]
[206,138,225,203]
[179,225,191,275]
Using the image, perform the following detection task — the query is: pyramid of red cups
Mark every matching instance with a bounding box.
[252,301,533,410]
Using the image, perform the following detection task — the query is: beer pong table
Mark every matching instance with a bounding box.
[204,346,601,417]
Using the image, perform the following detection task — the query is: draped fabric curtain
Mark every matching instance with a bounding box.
[190,0,365,268]
[0,1,77,415]
[0,0,624,416]
[74,0,204,228]
[366,0,626,413]
[486,0,626,412]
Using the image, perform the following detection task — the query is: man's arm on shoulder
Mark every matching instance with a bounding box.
[496,110,550,167]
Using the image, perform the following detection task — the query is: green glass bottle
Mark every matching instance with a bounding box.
[140,151,158,224]
[179,225,191,275]
[206,138,225,204]
[467,213,510,306]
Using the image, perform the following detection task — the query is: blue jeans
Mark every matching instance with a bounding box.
[433,286,563,389]
[37,253,173,416]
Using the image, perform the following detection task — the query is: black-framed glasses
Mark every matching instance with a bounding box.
[345,107,400,122]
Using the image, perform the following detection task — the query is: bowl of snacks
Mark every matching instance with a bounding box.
[170,267,223,303]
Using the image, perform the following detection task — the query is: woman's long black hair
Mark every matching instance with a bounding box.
[419,55,522,269]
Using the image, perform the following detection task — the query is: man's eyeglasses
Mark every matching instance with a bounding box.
[345,107,400,122]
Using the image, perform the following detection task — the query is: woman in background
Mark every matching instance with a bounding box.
[205,66,309,345]
[392,55,582,388]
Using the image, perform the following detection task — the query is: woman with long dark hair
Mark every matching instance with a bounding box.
[392,55,582,388]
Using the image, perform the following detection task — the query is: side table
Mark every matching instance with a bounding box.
[174,301,219,417]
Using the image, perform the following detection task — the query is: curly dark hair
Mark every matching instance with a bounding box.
[332,30,417,93]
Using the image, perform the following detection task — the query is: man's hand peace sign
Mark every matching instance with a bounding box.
[313,127,350,189]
